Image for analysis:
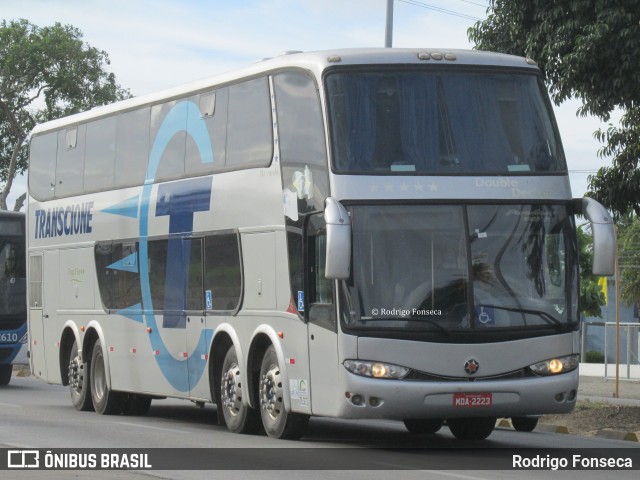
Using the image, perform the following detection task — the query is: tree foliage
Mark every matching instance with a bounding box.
[617,216,640,307]
[0,19,130,210]
[577,225,606,318]
[468,1,640,218]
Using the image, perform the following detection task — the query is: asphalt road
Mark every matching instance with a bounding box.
[1,375,639,480]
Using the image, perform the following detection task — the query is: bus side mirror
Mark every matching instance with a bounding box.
[324,197,351,280]
[574,197,616,276]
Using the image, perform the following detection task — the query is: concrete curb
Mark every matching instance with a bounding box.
[497,418,640,442]
[594,429,640,442]
[496,419,568,434]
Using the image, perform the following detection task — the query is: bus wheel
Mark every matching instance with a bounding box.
[68,340,93,411]
[123,395,152,416]
[259,345,308,439]
[0,364,12,386]
[220,347,260,434]
[447,417,496,440]
[403,418,443,434]
[89,342,125,415]
[511,416,539,432]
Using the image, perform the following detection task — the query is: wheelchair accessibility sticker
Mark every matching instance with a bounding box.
[476,306,495,326]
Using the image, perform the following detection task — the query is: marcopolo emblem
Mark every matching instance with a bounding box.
[464,358,480,375]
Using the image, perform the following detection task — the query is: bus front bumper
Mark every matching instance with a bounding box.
[336,368,578,420]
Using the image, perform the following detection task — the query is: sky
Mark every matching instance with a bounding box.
[3,0,616,208]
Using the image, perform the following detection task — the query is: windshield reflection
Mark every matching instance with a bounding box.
[341,204,578,342]
[326,69,566,175]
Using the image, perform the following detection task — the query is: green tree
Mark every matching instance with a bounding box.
[0,19,130,211]
[617,216,640,307]
[577,225,606,318]
[468,1,640,219]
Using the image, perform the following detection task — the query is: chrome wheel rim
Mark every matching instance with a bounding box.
[221,363,243,417]
[68,355,84,393]
[260,363,283,422]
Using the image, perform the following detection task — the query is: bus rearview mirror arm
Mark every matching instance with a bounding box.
[324,197,351,280]
[573,197,616,276]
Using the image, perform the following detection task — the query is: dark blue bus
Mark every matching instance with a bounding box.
[0,211,27,385]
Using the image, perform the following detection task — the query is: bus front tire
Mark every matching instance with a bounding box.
[259,345,308,439]
[447,417,496,440]
[123,395,152,416]
[0,364,12,386]
[220,347,261,434]
[403,418,443,434]
[68,340,93,411]
[90,342,125,415]
[511,416,539,432]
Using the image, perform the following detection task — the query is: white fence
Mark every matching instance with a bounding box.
[581,321,640,380]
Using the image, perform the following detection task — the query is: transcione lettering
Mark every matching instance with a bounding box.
[34,202,94,239]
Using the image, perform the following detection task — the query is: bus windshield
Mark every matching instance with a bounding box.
[0,237,26,320]
[340,204,578,342]
[326,68,566,174]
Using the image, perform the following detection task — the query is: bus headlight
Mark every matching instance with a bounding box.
[344,360,410,379]
[529,354,579,376]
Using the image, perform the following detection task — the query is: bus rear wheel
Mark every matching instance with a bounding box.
[0,364,12,386]
[68,340,93,411]
[89,342,125,415]
[403,418,443,434]
[447,417,496,440]
[259,345,308,439]
[220,347,260,434]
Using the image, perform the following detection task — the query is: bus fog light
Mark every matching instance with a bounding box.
[344,360,409,379]
[529,354,579,376]
[351,394,364,406]
[567,390,577,401]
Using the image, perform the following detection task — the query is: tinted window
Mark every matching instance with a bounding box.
[204,233,242,312]
[0,239,26,316]
[84,116,116,192]
[29,133,57,201]
[32,78,273,200]
[186,89,228,175]
[226,77,272,168]
[95,241,142,311]
[115,107,150,187]
[274,71,329,214]
[55,126,86,197]
[186,238,204,310]
[151,101,187,181]
[148,239,168,310]
[326,69,566,174]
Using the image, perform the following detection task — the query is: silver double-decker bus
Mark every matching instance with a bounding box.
[27,48,615,440]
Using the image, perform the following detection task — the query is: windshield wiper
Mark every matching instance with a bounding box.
[476,305,566,330]
[355,316,450,335]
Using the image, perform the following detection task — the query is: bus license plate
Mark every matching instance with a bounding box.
[453,392,492,408]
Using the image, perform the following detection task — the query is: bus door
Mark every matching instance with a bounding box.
[28,251,57,380]
[183,236,210,399]
[146,236,191,396]
[306,214,340,416]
